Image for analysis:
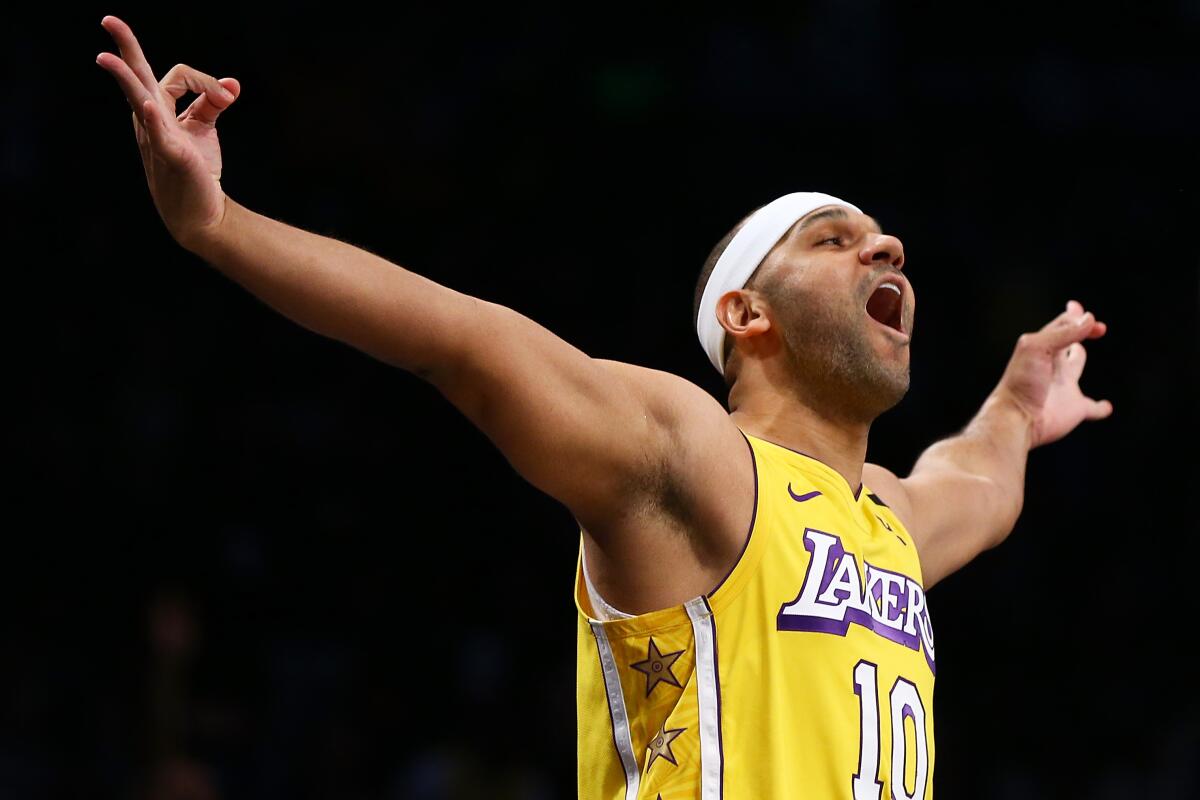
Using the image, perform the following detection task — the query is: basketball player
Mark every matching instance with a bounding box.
[97,15,1112,799]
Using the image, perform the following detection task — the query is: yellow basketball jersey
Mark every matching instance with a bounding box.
[575,429,936,799]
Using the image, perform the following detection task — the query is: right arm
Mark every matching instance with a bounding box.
[186,197,721,532]
[95,15,748,550]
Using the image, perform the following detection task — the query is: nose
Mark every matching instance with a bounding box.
[860,233,905,270]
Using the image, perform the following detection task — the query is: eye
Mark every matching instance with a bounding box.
[817,236,844,246]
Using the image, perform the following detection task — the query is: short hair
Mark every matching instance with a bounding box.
[692,208,765,368]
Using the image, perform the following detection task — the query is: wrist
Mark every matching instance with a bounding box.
[180,194,240,260]
[981,389,1038,452]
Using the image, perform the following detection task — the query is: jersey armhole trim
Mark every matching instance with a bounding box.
[705,427,760,611]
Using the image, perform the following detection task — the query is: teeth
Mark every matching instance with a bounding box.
[880,282,901,295]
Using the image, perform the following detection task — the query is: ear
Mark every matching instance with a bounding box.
[716,288,772,351]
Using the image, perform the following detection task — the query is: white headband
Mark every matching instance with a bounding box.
[696,191,863,374]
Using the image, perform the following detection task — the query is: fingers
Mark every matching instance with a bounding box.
[1050,299,1087,328]
[1057,341,1088,382]
[1046,301,1113,426]
[1025,310,1099,352]
[97,19,240,134]
[1061,338,1112,422]
[160,64,236,123]
[97,16,163,130]
[139,100,165,150]
[96,49,156,121]
[140,99,185,164]
[1085,397,1114,420]
[1024,300,1107,351]
[100,16,159,94]
[1063,340,1087,364]
[1037,302,1084,338]
[1062,299,1107,339]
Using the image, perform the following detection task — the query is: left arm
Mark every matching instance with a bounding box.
[865,300,1112,589]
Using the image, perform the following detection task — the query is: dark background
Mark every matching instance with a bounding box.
[5,2,1198,798]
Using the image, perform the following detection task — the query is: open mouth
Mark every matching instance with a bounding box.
[865,280,905,334]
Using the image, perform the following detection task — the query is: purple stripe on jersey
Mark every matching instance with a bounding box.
[703,596,725,799]
[707,429,759,598]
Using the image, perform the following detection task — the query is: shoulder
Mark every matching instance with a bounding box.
[594,360,747,462]
[595,360,731,422]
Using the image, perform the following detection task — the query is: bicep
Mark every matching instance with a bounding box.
[863,462,1013,590]
[427,300,701,529]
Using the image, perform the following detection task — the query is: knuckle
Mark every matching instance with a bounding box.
[163,64,189,82]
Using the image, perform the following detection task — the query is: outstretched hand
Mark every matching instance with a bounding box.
[95,15,237,248]
[994,300,1112,448]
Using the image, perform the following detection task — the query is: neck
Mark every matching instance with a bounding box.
[727,367,872,498]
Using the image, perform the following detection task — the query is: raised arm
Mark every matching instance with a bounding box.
[864,301,1111,589]
[95,16,745,546]
[185,198,737,531]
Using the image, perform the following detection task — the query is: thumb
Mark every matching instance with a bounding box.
[184,77,241,126]
[1085,398,1114,420]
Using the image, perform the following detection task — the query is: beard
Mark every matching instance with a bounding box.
[767,279,911,424]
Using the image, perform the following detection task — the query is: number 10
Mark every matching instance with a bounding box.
[852,660,929,800]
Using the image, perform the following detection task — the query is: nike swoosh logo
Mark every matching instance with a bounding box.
[788,484,822,503]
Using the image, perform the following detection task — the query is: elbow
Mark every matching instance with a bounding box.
[985,483,1025,550]
[412,296,488,387]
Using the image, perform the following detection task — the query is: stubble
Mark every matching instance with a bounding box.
[767,277,911,424]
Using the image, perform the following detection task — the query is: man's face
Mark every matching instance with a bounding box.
[755,205,914,420]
